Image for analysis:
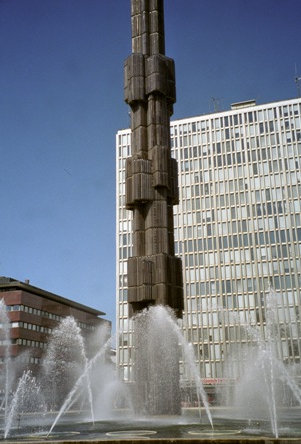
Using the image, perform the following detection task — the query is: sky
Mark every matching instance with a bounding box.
[1,0,301,333]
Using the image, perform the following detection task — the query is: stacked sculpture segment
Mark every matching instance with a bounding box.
[124,0,183,318]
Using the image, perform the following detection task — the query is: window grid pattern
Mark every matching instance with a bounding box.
[5,304,95,331]
[116,99,301,382]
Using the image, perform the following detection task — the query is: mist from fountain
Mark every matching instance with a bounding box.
[42,317,95,422]
[219,289,301,437]
[4,370,45,439]
[46,305,212,435]
[47,334,112,436]
[1,314,120,438]
[133,305,212,426]
[0,296,300,439]
[0,300,12,424]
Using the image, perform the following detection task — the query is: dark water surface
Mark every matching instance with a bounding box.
[2,408,301,441]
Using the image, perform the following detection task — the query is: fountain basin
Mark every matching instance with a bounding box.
[1,408,301,442]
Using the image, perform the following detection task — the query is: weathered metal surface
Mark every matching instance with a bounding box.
[125,0,183,319]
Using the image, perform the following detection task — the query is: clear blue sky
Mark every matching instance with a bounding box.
[1,0,301,332]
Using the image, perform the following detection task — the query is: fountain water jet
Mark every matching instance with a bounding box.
[219,290,301,437]
[0,300,300,439]
[42,317,91,412]
[47,334,113,435]
[4,370,45,439]
[133,305,212,426]
[0,300,11,424]
[0,315,120,438]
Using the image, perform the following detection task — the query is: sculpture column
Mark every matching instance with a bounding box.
[124,0,184,415]
[124,0,183,318]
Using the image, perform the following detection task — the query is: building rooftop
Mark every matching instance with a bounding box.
[117,96,301,132]
[0,276,105,317]
[230,99,256,109]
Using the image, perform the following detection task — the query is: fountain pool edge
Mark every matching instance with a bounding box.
[4,437,301,444]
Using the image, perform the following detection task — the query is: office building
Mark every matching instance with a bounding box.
[116,97,301,386]
[0,276,110,367]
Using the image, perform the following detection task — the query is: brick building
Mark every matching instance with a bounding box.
[0,276,110,367]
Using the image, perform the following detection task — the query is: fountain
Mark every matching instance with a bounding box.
[1,304,212,439]
[217,290,301,438]
[0,297,300,441]
[132,306,212,426]
[0,0,300,439]
[4,370,45,439]
[42,316,95,419]
[0,311,131,439]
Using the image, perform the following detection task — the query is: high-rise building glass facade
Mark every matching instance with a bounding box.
[116,98,301,384]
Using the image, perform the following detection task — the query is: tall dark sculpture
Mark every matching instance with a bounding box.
[124,0,183,319]
[124,0,184,415]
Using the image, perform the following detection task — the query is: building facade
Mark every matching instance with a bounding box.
[0,276,110,367]
[116,97,301,385]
